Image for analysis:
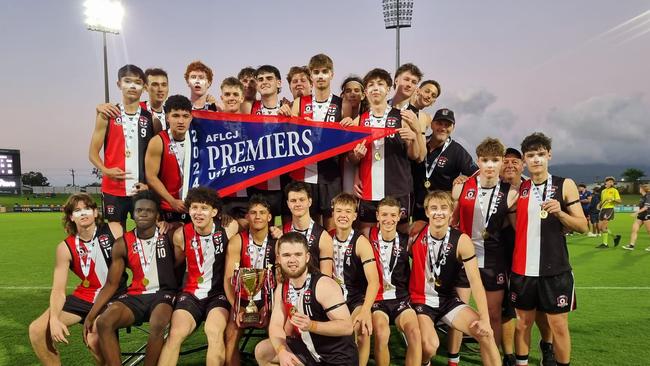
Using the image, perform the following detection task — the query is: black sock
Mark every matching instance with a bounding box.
[557,363,570,366]
[515,354,528,365]
[540,340,553,351]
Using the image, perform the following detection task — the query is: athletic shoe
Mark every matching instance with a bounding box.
[622,244,635,251]
[614,235,622,247]
[502,354,516,366]
[587,232,597,237]
[597,233,602,237]
[595,243,608,249]
[540,340,556,366]
[645,247,650,252]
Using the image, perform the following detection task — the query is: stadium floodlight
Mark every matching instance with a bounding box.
[382,0,414,70]
[84,0,124,102]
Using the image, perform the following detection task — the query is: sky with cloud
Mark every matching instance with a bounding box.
[0,0,648,185]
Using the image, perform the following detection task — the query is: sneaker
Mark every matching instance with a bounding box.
[540,341,556,366]
[595,243,609,249]
[622,244,635,251]
[645,247,650,252]
[614,235,622,247]
[502,354,516,366]
[587,232,597,237]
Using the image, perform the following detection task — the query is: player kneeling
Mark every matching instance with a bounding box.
[158,187,238,366]
[29,194,123,365]
[410,191,500,366]
[255,232,358,365]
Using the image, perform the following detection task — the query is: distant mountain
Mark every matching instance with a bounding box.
[534,164,650,184]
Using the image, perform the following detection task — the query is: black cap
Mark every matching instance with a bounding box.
[432,108,455,124]
[505,147,522,159]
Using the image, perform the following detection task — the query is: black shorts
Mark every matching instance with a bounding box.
[62,295,94,323]
[371,297,411,323]
[161,210,190,224]
[102,193,133,223]
[222,197,251,220]
[358,194,411,225]
[174,292,230,325]
[456,266,507,291]
[346,295,365,313]
[286,336,359,366]
[589,211,600,224]
[509,271,576,314]
[637,212,650,221]
[246,188,283,218]
[501,276,516,320]
[599,208,615,221]
[114,292,175,324]
[412,296,467,327]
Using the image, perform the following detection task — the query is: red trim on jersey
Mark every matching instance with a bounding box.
[250,100,262,115]
[181,223,203,294]
[124,231,147,295]
[458,177,478,237]
[512,180,531,275]
[65,235,102,303]
[408,226,429,304]
[240,232,252,267]
[368,227,387,301]
[158,131,183,212]
[358,111,375,200]
[102,116,128,196]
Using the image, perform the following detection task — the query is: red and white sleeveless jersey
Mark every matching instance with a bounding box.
[289,94,343,184]
[65,225,118,303]
[409,226,463,308]
[512,176,571,277]
[140,101,166,130]
[123,230,177,295]
[157,130,183,211]
[181,222,229,299]
[457,177,510,269]
[358,108,412,201]
[102,105,155,197]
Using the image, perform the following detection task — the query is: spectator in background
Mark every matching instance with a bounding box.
[587,186,601,237]
[578,184,592,234]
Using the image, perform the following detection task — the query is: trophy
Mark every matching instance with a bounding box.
[233,263,274,328]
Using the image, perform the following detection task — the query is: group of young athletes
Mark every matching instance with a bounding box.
[28,54,591,366]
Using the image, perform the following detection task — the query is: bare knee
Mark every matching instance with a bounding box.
[374,323,390,346]
[421,336,439,358]
[255,340,275,364]
[403,324,421,344]
[28,319,44,343]
[96,316,115,335]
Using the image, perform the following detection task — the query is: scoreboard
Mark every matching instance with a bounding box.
[0,149,21,194]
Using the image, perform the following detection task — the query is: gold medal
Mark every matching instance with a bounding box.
[334,277,343,287]
[482,229,489,240]
[540,209,548,219]
[374,152,381,161]
[197,276,204,284]
[435,279,442,287]
[289,305,297,316]
[82,279,90,288]
[424,180,431,189]
[142,277,149,286]
[428,277,435,283]
[125,149,131,158]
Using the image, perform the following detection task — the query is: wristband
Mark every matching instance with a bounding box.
[276,344,286,354]
[309,321,317,332]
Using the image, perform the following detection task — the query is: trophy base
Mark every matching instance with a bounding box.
[241,312,265,329]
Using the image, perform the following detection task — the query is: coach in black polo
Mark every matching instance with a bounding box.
[410,108,477,236]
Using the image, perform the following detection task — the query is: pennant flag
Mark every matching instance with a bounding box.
[185,111,396,197]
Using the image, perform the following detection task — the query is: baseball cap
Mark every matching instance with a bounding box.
[432,108,455,124]
[505,147,522,159]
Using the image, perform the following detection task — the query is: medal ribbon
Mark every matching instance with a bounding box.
[260,100,281,115]
[427,228,450,283]
[476,176,501,232]
[192,224,216,276]
[287,273,312,310]
[291,220,315,247]
[531,174,553,209]
[377,231,401,286]
[168,130,188,179]
[135,229,159,278]
[248,231,269,269]
[119,103,142,155]
[368,105,392,151]
[425,137,452,181]
[75,226,98,279]
[333,230,355,285]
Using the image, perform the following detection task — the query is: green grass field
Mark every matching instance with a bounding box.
[1,209,649,366]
